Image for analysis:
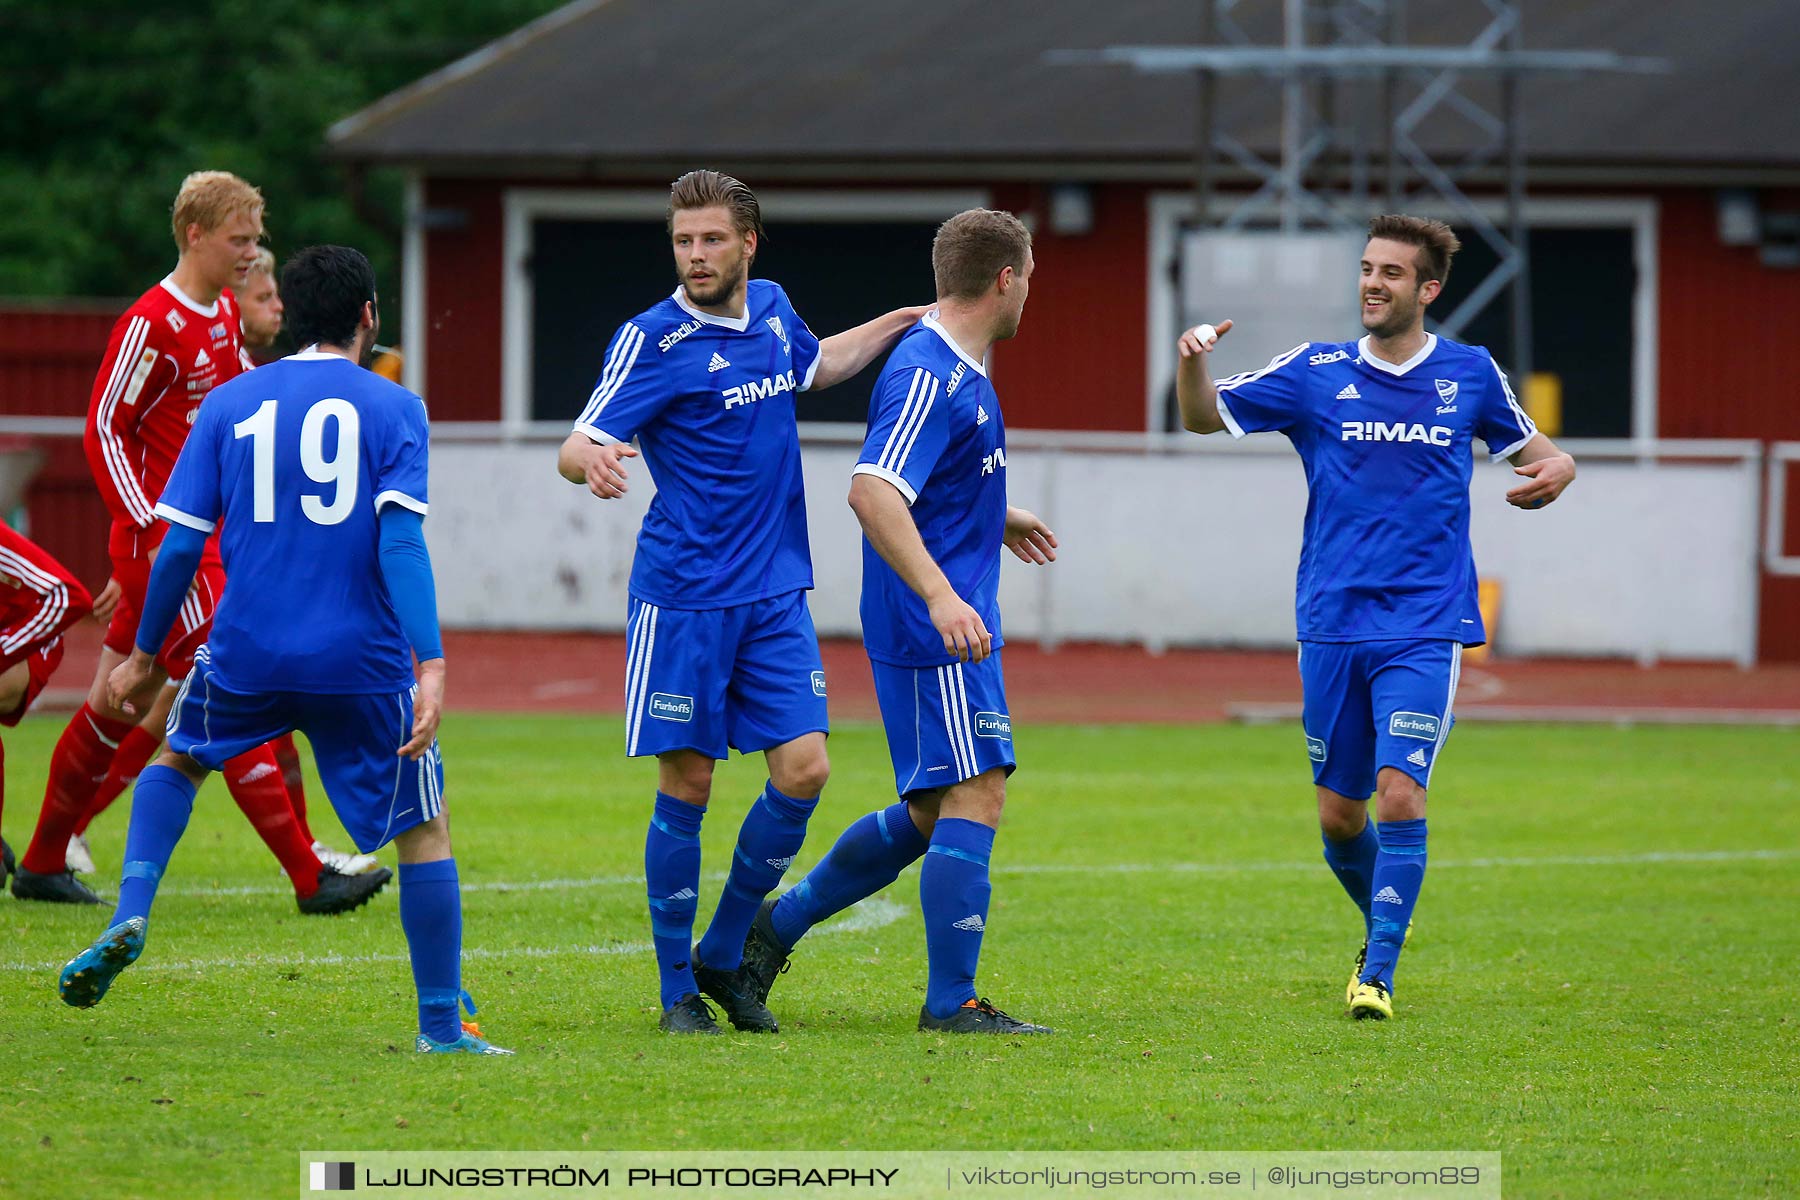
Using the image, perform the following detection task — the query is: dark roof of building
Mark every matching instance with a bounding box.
[328,0,1800,181]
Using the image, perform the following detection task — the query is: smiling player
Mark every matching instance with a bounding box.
[1176,214,1576,1020]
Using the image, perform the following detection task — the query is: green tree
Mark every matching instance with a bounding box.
[0,0,563,332]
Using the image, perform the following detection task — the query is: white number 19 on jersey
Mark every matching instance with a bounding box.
[232,398,362,526]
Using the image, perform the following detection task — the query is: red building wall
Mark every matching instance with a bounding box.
[1655,189,1800,660]
[0,305,121,592]
[421,179,507,422]
[988,183,1149,431]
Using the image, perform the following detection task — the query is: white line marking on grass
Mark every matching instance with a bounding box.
[96,846,1800,905]
[997,848,1800,876]
[0,898,908,975]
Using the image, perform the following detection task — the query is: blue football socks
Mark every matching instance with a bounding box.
[920,817,996,1019]
[771,801,927,948]
[399,858,463,1044]
[644,792,705,1008]
[112,765,198,927]
[697,781,816,970]
[1362,817,1427,989]
[1322,817,1381,937]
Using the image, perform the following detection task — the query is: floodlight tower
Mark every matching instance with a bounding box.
[1050,0,1664,414]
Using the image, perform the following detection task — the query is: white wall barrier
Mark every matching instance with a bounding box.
[430,431,1763,666]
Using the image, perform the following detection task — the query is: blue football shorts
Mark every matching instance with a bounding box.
[1298,638,1463,798]
[622,589,829,760]
[870,650,1017,800]
[165,646,444,853]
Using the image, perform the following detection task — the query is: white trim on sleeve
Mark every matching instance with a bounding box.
[572,422,624,447]
[374,490,429,515]
[153,503,216,533]
[799,350,821,392]
[851,462,918,506]
[1212,393,1248,439]
[1489,433,1535,464]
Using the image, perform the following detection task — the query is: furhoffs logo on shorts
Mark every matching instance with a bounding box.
[974,712,1011,739]
[1389,711,1441,740]
[649,693,695,722]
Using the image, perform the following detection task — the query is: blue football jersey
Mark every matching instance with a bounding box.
[1214,333,1537,645]
[572,279,822,610]
[855,314,1007,667]
[154,351,429,693]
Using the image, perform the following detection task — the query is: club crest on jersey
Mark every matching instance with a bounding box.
[649,692,695,722]
[974,712,1011,739]
[164,310,186,333]
[722,369,796,410]
[1435,378,1460,414]
[1309,349,1350,366]
[1341,421,1453,447]
[766,315,789,353]
[981,446,1007,475]
[659,319,702,353]
[946,361,968,396]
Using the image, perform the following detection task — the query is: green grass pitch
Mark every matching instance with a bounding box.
[2,714,1796,1198]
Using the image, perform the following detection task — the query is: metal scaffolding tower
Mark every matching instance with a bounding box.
[1050,0,1665,388]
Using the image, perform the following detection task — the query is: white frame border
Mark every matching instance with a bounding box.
[500,187,988,427]
[1146,193,1660,441]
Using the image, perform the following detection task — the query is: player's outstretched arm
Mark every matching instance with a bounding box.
[557,432,638,500]
[811,305,933,391]
[1175,320,1235,434]
[1505,433,1577,510]
[1004,506,1058,565]
[849,473,991,663]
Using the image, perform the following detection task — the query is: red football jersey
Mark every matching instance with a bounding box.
[0,521,90,667]
[84,276,244,561]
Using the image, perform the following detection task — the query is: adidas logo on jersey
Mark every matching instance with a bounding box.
[1407,747,1428,768]
[708,352,730,372]
[667,888,698,901]
[194,348,211,368]
[976,404,990,427]
[952,914,986,932]
[1336,383,1360,400]
[1373,886,1404,905]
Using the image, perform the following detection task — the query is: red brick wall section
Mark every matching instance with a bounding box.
[421,180,506,421]
[987,184,1149,431]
